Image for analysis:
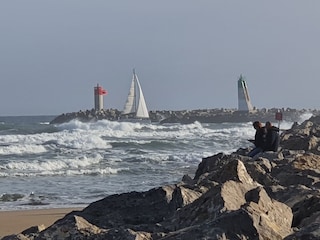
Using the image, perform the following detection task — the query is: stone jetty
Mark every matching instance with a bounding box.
[49,107,318,124]
[4,115,320,239]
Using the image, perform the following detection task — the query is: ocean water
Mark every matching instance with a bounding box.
[0,114,309,211]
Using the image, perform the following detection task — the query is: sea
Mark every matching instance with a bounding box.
[0,114,311,211]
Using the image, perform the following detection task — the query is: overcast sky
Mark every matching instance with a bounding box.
[1,1,319,116]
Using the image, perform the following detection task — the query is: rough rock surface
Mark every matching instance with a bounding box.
[4,116,320,239]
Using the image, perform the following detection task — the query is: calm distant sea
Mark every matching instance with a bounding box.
[0,114,308,211]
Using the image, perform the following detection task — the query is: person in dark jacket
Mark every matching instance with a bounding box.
[264,121,280,152]
[248,121,266,157]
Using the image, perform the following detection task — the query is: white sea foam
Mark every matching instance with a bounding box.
[298,112,313,123]
[1,117,299,211]
[0,127,112,155]
[65,167,125,176]
[0,144,47,155]
[2,154,103,174]
[54,130,112,150]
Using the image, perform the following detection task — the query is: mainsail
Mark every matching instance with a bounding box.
[122,69,150,119]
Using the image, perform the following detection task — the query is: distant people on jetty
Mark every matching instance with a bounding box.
[248,121,266,157]
[264,121,280,152]
[248,121,280,157]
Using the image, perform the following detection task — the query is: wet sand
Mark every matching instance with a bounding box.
[0,208,83,238]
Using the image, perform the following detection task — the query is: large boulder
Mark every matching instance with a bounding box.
[281,115,320,153]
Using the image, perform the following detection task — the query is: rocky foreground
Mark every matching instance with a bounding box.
[49,108,318,124]
[4,116,320,239]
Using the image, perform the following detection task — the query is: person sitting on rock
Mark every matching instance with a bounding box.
[248,121,266,157]
[264,121,280,152]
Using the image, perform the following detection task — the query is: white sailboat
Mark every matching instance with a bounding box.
[121,69,151,123]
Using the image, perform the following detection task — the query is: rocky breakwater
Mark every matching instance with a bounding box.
[4,116,320,239]
[49,108,317,124]
[157,108,314,124]
[49,108,122,124]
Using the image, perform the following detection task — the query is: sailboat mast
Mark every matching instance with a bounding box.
[133,68,137,113]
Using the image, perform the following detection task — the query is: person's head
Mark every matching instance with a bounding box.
[253,121,262,129]
[265,121,272,129]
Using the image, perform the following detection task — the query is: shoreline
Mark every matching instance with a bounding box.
[0,207,84,238]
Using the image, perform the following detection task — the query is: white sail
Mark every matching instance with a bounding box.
[135,76,149,118]
[122,75,136,115]
[122,70,150,120]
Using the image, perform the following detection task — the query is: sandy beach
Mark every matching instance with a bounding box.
[0,207,83,238]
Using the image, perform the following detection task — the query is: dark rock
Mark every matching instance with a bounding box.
[21,225,45,236]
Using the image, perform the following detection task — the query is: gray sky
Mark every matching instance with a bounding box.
[1,1,319,116]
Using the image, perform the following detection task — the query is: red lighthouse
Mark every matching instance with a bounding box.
[94,84,107,110]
